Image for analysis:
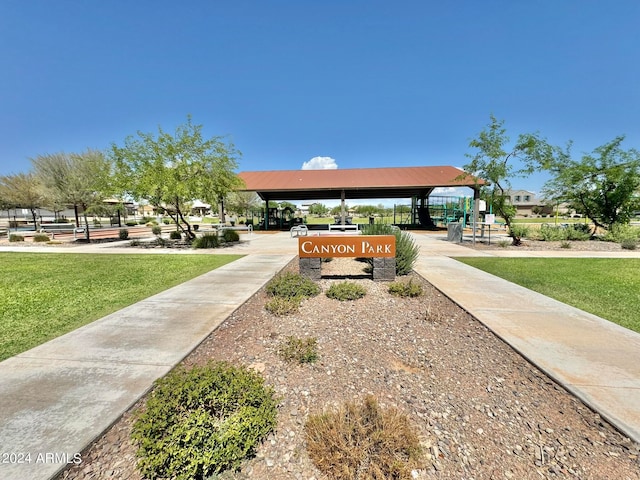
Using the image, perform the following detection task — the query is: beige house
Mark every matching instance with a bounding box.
[507,190,554,217]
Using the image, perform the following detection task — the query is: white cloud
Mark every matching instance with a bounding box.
[301,156,338,170]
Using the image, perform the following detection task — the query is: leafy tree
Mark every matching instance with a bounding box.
[32,150,112,241]
[308,203,328,216]
[0,172,45,229]
[111,117,242,239]
[225,191,261,217]
[330,204,348,216]
[278,201,297,211]
[541,136,640,232]
[354,204,383,216]
[462,115,564,245]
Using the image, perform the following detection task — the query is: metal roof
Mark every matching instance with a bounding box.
[237,165,482,201]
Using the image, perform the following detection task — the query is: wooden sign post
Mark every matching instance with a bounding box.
[298,235,396,281]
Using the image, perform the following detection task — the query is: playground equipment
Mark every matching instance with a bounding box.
[394,196,473,228]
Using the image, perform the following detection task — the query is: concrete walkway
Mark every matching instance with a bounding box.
[0,252,295,480]
[410,233,640,445]
[1,231,639,479]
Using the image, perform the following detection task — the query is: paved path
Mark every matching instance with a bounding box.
[410,233,640,445]
[0,251,295,480]
[1,231,639,479]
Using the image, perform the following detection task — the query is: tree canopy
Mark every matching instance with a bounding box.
[463,115,565,244]
[0,172,44,227]
[541,136,640,231]
[111,117,243,238]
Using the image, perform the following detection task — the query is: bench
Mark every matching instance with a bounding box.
[328,224,359,233]
[290,225,308,237]
[40,224,77,234]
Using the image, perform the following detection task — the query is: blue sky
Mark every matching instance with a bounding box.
[1,0,639,203]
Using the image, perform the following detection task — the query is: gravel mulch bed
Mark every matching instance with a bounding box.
[58,258,640,480]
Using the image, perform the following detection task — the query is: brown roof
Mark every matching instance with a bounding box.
[238,165,483,201]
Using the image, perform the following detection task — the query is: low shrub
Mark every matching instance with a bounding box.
[388,278,423,297]
[9,234,24,242]
[265,296,302,316]
[33,233,50,242]
[305,395,422,480]
[509,223,530,240]
[125,221,137,227]
[169,230,182,240]
[129,239,141,247]
[193,233,219,249]
[153,237,167,247]
[119,229,129,240]
[131,361,277,480]
[604,223,640,243]
[266,272,320,298]
[621,238,638,250]
[277,336,318,364]
[560,240,572,249]
[222,229,240,242]
[162,218,171,225]
[326,281,366,301]
[539,224,566,242]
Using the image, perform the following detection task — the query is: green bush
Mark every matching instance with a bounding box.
[119,229,129,240]
[604,223,640,243]
[277,336,318,364]
[388,279,423,297]
[125,221,137,227]
[326,281,366,301]
[169,230,182,240]
[151,225,162,236]
[153,237,168,247]
[539,224,566,242]
[129,239,141,247]
[560,240,572,249]
[266,272,320,298]
[509,223,530,239]
[33,233,50,242]
[265,296,302,316]
[621,238,638,250]
[566,224,591,241]
[9,234,24,242]
[360,223,419,275]
[131,361,278,480]
[192,233,219,249]
[162,218,171,225]
[222,229,240,242]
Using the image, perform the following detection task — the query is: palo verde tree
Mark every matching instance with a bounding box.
[32,150,112,241]
[540,136,640,232]
[462,114,565,245]
[0,172,45,229]
[111,117,243,239]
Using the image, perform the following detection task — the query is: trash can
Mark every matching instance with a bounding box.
[446,222,463,243]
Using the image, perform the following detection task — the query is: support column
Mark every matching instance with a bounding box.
[340,189,346,227]
[299,257,321,280]
[372,258,396,281]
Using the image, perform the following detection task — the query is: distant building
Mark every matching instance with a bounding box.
[506,190,554,217]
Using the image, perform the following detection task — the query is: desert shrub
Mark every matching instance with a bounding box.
[621,238,638,250]
[326,281,366,301]
[560,240,572,249]
[266,272,320,298]
[131,361,277,480]
[125,221,137,227]
[539,224,566,241]
[169,230,182,240]
[9,234,24,242]
[305,395,422,480]
[265,296,302,316]
[153,236,168,247]
[222,229,240,242]
[277,336,318,364]
[497,239,510,248]
[509,223,530,240]
[192,233,219,249]
[604,223,640,243]
[162,218,171,225]
[388,278,422,297]
[119,228,129,240]
[151,225,162,235]
[33,233,50,242]
[360,223,419,275]
[129,239,141,247]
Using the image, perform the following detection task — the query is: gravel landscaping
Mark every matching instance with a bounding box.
[56,256,640,479]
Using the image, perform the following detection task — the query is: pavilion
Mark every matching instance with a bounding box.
[237,165,485,229]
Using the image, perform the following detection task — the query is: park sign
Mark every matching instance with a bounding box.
[298,235,396,258]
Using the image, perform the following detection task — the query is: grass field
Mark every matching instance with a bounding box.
[0,253,243,361]
[455,257,640,333]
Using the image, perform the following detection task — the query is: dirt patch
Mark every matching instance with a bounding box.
[58,258,640,479]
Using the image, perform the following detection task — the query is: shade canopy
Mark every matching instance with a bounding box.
[237,165,483,201]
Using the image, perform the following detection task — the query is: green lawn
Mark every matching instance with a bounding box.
[0,253,243,361]
[455,257,640,333]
